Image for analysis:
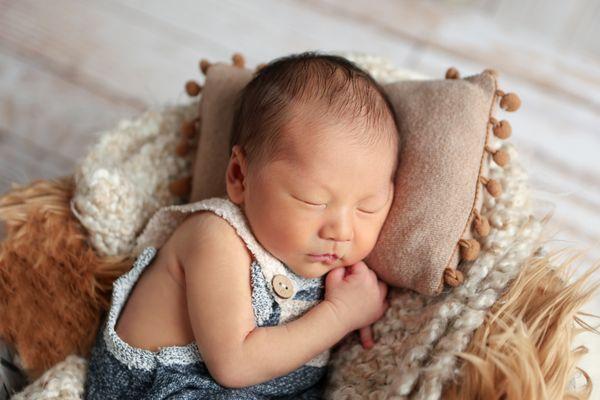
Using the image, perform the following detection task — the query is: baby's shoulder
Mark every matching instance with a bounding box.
[176,209,231,235]
[167,210,253,272]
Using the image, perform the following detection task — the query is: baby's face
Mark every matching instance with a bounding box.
[227,116,397,279]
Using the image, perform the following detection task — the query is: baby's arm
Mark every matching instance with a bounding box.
[173,213,350,389]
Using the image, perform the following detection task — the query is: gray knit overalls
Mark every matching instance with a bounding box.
[84,197,330,399]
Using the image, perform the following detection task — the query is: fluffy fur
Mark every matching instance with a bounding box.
[0,176,134,380]
[443,246,600,399]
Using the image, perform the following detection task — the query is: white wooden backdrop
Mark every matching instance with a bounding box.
[0,0,598,395]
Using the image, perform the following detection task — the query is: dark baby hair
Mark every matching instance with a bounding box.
[229,51,400,175]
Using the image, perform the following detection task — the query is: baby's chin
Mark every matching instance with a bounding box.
[286,265,323,279]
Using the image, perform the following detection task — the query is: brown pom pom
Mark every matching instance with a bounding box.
[459,239,480,261]
[485,179,502,197]
[473,214,491,237]
[169,176,192,197]
[500,92,521,112]
[199,59,212,75]
[444,268,464,287]
[232,52,245,68]
[445,67,460,79]
[175,139,191,157]
[492,149,510,167]
[180,120,197,139]
[493,119,512,139]
[184,80,202,97]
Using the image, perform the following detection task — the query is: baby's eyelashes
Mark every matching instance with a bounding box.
[301,198,325,207]
[291,194,381,214]
[357,208,377,214]
[292,195,326,209]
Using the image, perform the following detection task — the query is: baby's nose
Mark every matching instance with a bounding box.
[321,218,353,243]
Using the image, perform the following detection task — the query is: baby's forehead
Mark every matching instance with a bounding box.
[281,114,390,154]
[275,131,393,179]
[265,100,397,170]
[281,107,363,145]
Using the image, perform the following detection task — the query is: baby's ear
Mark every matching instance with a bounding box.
[225,145,247,204]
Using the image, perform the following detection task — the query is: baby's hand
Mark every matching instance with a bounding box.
[324,261,389,335]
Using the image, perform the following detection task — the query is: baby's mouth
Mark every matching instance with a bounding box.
[307,254,340,264]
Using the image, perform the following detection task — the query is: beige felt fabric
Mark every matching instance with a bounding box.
[189,64,496,296]
[189,63,254,202]
[365,73,496,295]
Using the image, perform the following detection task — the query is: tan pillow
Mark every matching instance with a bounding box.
[366,72,500,295]
[177,58,519,296]
[189,63,254,202]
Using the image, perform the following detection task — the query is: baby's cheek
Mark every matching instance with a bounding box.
[265,213,306,252]
[281,218,311,246]
[356,224,380,259]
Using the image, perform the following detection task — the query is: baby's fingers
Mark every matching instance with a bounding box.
[359,326,374,349]
[348,261,368,276]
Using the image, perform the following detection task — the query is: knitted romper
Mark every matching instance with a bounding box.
[84,197,330,399]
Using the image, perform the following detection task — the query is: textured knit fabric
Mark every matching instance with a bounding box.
[84,197,330,399]
[71,103,198,257]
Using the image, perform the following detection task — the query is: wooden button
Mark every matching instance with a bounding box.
[272,274,294,299]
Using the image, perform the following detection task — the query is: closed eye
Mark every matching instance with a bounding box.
[292,195,325,208]
[303,200,325,207]
[357,208,377,214]
[292,194,380,214]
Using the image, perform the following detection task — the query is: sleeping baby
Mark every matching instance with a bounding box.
[84,51,400,399]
